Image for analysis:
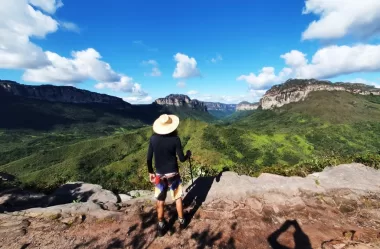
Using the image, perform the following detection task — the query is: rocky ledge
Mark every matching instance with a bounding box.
[1,163,380,249]
[260,79,380,110]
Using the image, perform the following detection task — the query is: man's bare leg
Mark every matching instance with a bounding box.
[157,200,165,221]
[175,198,184,219]
[176,197,186,229]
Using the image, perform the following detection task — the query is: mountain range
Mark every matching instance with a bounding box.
[3,79,379,113]
[1,78,380,193]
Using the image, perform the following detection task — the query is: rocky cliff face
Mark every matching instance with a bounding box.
[155,94,208,112]
[236,101,259,111]
[204,102,236,111]
[0,80,130,107]
[260,79,380,110]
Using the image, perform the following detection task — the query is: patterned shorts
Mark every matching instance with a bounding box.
[154,174,183,201]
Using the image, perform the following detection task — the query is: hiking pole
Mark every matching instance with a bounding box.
[189,156,194,185]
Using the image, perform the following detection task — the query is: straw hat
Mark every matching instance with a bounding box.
[153,114,180,135]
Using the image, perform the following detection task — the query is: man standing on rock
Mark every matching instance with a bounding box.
[147,114,191,237]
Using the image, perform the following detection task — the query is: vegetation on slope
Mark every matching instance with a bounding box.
[1,91,380,193]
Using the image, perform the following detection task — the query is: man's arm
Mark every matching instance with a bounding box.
[147,138,154,174]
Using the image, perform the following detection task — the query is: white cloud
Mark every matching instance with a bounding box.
[0,0,149,99]
[237,67,292,90]
[29,0,63,14]
[142,60,161,77]
[0,0,60,69]
[24,48,121,83]
[176,81,186,88]
[281,50,307,68]
[239,44,380,90]
[172,53,201,79]
[150,67,161,77]
[302,0,380,40]
[286,44,380,79]
[123,96,153,104]
[60,21,80,33]
[95,76,147,96]
[187,90,198,96]
[249,89,267,100]
[210,54,223,63]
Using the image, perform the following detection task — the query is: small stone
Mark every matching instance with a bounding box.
[333,243,346,249]
[322,197,336,207]
[127,190,153,198]
[119,194,132,203]
[272,205,280,214]
[245,198,263,212]
[100,202,120,211]
[60,216,80,226]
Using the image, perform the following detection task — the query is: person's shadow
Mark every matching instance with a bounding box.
[169,168,226,230]
[267,220,312,249]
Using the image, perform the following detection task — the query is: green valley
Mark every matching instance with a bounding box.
[1,80,380,193]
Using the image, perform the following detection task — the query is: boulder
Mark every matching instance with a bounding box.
[48,182,118,206]
[119,194,133,203]
[127,190,153,198]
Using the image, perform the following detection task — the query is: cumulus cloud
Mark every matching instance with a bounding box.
[123,96,153,104]
[237,67,292,90]
[239,44,380,90]
[0,1,148,97]
[286,44,380,79]
[172,53,201,79]
[249,89,268,100]
[142,60,161,77]
[95,76,147,96]
[210,54,223,63]
[302,0,380,40]
[0,0,60,69]
[24,48,121,83]
[29,0,63,14]
[187,90,198,96]
[176,81,186,88]
[281,50,308,68]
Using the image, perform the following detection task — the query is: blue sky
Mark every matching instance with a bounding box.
[1,0,380,104]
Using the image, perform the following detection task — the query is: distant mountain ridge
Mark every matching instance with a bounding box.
[155,94,208,112]
[260,79,380,109]
[0,81,257,117]
[204,102,236,111]
[0,80,130,108]
[4,79,379,115]
[236,101,259,111]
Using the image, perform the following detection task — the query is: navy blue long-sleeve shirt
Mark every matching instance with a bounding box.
[147,134,188,174]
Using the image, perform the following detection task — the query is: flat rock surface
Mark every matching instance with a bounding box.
[203,163,380,204]
[49,182,118,206]
[1,163,380,249]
